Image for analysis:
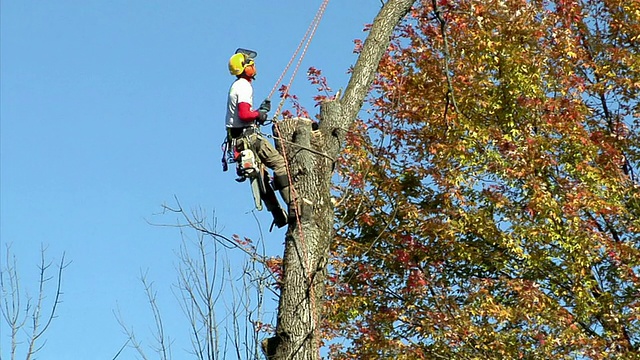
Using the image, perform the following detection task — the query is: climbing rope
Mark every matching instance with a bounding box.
[266,1,330,355]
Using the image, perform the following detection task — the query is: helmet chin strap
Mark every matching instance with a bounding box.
[239,72,254,81]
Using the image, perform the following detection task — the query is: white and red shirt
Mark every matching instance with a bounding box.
[226,77,260,128]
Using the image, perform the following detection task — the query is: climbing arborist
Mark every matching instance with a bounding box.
[224,48,292,226]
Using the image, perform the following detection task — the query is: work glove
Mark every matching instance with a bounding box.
[258,99,271,113]
[257,110,268,125]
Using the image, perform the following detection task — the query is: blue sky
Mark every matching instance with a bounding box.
[1,1,380,358]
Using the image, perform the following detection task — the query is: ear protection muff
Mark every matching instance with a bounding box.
[244,63,256,77]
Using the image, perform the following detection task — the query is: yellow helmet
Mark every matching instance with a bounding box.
[228,49,257,77]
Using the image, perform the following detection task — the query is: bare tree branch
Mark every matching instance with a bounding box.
[1,244,68,360]
[140,272,172,360]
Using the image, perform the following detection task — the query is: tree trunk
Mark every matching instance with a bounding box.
[262,1,415,359]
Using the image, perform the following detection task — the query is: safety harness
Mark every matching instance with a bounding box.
[221,126,261,181]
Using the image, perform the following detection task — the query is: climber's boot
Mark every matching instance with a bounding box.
[273,175,297,222]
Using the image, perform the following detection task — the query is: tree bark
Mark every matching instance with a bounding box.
[263,1,415,359]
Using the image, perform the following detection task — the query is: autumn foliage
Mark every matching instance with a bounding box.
[327,0,640,358]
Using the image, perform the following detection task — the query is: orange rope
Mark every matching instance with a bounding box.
[267,1,330,355]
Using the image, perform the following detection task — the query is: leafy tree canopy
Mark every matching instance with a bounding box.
[327,0,640,358]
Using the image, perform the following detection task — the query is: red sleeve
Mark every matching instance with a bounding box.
[237,102,259,122]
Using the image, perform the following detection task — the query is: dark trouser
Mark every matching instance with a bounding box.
[231,128,291,208]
